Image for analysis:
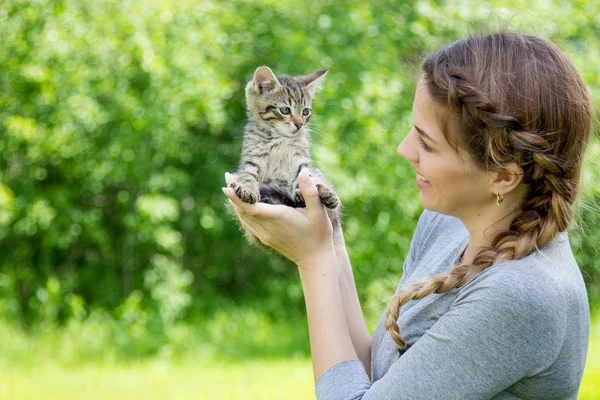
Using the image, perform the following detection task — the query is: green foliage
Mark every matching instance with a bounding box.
[0,0,599,362]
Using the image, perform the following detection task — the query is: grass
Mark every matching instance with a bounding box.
[0,358,315,400]
[1,349,598,400]
[579,311,600,400]
[0,310,598,399]
[1,337,598,400]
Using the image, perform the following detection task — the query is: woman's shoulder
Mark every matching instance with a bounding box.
[455,231,586,321]
[411,210,586,306]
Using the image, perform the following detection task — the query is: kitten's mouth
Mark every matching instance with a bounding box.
[291,125,305,135]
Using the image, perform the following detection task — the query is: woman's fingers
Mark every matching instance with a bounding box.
[222,172,264,217]
[222,186,255,214]
[227,199,252,226]
[228,199,269,244]
[239,216,261,240]
[222,185,278,220]
[224,172,236,186]
[227,198,241,215]
[297,169,325,218]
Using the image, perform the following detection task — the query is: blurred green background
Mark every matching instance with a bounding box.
[0,0,599,398]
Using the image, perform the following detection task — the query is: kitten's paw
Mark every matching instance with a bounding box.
[230,181,259,204]
[293,189,306,208]
[317,184,339,209]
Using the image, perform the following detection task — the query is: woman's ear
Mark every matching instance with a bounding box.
[491,162,525,196]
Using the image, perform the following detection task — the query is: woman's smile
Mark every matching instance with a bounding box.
[416,174,432,189]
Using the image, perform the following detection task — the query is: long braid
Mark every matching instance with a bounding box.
[385,33,590,349]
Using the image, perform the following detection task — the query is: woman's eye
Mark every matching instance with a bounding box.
[279,107,291,115]
[418,134,431,152]
[302,108,311,116]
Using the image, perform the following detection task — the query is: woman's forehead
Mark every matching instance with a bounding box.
[413,80,445,143]
[413,78,475,164]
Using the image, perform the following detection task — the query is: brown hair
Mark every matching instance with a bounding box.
[385,31,593,349]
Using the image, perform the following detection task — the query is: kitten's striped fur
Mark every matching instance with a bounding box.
[230,66,341,248]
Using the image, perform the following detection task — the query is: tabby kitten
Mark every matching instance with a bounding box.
[229,66,341,247]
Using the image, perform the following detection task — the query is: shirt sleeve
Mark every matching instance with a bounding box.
[315,266,566,400]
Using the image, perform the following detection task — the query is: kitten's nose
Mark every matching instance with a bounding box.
[294,122,303,130]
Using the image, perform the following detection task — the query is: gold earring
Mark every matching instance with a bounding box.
[496,192,504,206]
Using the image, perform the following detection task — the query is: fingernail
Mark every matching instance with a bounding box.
[299,169,311,184]
[221,187,230,197]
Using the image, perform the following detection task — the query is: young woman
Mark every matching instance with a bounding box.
[222,31,593,399]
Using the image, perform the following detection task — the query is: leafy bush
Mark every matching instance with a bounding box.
[0,0,598,359]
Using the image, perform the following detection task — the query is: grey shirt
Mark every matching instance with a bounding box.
[316,210,590,399]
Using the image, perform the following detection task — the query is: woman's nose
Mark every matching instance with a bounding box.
[397,132,418,163]
[397,142,404,157]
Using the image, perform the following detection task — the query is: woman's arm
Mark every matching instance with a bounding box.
[333,228,372,379]
[223,171,362,383]
[297,249,361,383]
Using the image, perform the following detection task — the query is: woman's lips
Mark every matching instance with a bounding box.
[416,174,432,189]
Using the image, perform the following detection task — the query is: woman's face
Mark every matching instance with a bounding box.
[397,78,493,219]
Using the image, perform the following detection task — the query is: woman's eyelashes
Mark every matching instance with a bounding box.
[418,133,432,152]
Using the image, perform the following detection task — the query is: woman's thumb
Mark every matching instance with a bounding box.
[298,169,323,214]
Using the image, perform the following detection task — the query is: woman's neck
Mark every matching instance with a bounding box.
[455,183,528,265]
[459,205,522,265]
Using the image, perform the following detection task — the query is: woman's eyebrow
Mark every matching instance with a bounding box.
[414,125,436,143]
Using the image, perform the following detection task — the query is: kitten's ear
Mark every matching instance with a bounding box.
[252,66,281,94]
[298,70,327,96]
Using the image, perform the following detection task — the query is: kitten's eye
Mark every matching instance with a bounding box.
[279,107,291,115]
[302,108,311,116]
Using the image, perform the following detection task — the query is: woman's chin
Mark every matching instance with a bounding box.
[418,191,438,212]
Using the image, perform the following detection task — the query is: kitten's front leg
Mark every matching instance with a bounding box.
[293,169,339,209]
[230,173,260,204]
[315,182,340,209]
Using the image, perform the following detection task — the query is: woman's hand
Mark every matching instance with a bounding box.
[222,169,335,269]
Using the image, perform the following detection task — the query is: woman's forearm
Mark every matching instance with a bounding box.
[297,250,359,383]
[334,231,373,379]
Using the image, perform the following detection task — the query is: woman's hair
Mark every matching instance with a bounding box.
[385,31,593,349]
